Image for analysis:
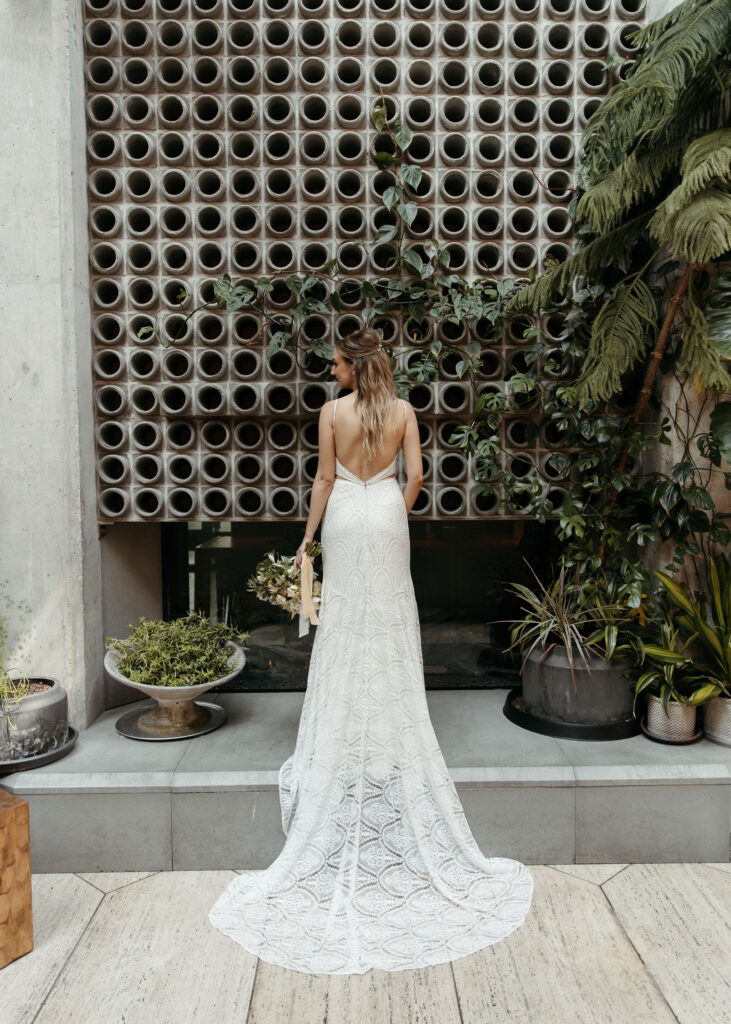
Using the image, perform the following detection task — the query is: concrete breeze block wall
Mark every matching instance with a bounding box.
[83,0,648,522]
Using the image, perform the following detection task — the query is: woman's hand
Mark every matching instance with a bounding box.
[294,536,312,570]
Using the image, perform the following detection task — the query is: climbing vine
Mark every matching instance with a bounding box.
[137,97,727,606]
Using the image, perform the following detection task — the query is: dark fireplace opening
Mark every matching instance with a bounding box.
[162,519,560,691]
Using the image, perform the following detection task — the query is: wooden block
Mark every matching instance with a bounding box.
[0,788,34,968]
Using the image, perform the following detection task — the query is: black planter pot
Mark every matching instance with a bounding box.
[503,646,641,740]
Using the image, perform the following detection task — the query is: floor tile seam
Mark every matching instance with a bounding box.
[449,959,466,1024]
[28,895,107,1024]
[596,882,682,1024]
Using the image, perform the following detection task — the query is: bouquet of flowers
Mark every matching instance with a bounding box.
[246,541,323,620]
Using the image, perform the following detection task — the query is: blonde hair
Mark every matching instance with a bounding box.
[335,327,397,461]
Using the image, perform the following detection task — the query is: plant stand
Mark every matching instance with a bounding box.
[639,715,702,744]
[503,688,641,741]
[105,641,245,742]
[0,727,79,775]
[115,699,227,741]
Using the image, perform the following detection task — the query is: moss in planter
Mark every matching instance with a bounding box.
[106,611,249,687]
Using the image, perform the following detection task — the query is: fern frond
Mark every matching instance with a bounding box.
[650,186,731,263]
[573,277,658,407]
[581,0,731,178]
[680,126,731,184]
[650,129,731,242]
[631,0,725,49]
[678,274,731,391]
[576,144,680,234]
[506,213,652,315]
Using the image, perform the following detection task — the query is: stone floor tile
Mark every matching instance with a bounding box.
[32,872,257,1024]
[451,866,678,1024]
[2,875,103,1024]
[603,863,731,1024]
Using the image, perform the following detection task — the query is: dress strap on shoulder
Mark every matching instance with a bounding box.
[332,396,338,427]
[401,398,407,423]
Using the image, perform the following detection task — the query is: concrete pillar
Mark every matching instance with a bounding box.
[0,0,102,730]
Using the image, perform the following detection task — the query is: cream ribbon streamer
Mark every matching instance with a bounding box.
[298,551,322,637]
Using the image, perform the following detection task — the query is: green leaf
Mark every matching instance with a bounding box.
[372,104,388,132]
[267,330,290,357]
[402,249,424,275]
[374,224,398,244]
[671,461,695,484]
[393,123,413,151]
[373,151,399,169]
[651,187,731,264]
[709,401,731,464]
[400,164,423,189]
[396,202,418,227]
[574,276,657,408]
[382,186,402,212]
[705,264,731,360]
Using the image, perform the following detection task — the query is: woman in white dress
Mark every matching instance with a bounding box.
[208,327,534,974]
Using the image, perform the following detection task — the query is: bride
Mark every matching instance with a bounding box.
[208,326,534,974]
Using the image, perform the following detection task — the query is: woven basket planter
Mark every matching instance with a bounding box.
[701,694,731,748]
[646,693,697,741]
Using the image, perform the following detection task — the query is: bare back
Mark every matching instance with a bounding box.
[332,394,407,483]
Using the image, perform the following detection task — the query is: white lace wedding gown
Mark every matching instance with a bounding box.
[208,397,534,973]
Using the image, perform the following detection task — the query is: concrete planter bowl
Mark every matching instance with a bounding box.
[0,677,77,772]
[104,641,246,741]
[504,645,640,740]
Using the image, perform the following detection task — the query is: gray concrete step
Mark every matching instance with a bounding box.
[2,690,729,872]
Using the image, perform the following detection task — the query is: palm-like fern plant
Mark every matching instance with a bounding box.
[507,0,731,410]
[490,559,641,691]
[651,551,731,701]
[630,615,704,716]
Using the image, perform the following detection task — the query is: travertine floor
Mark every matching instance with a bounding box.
[4,863,730,1024]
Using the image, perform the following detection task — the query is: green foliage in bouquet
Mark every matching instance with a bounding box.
[247,542,323,619]
[105,611,248,687]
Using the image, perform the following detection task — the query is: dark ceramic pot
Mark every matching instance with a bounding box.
[522,647,635,727]
[0,677,69,761]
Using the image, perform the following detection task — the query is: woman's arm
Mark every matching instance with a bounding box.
[401,401,424,515]
[295,402,335,567]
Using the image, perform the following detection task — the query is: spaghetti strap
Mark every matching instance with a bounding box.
[332,396,338,427]
[401,399,406,423]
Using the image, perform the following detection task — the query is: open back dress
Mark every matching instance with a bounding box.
[208,395,534,973]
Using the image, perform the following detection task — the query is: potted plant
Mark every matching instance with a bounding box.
[104,611,249,740]
[493,560,642,738]
[0,583,74,771]
[630,613,706,742]
[648,554,731,746]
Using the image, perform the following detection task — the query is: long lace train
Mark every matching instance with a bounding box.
[208,458,534,973]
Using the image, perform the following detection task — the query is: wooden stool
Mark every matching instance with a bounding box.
[0,789,34,968]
